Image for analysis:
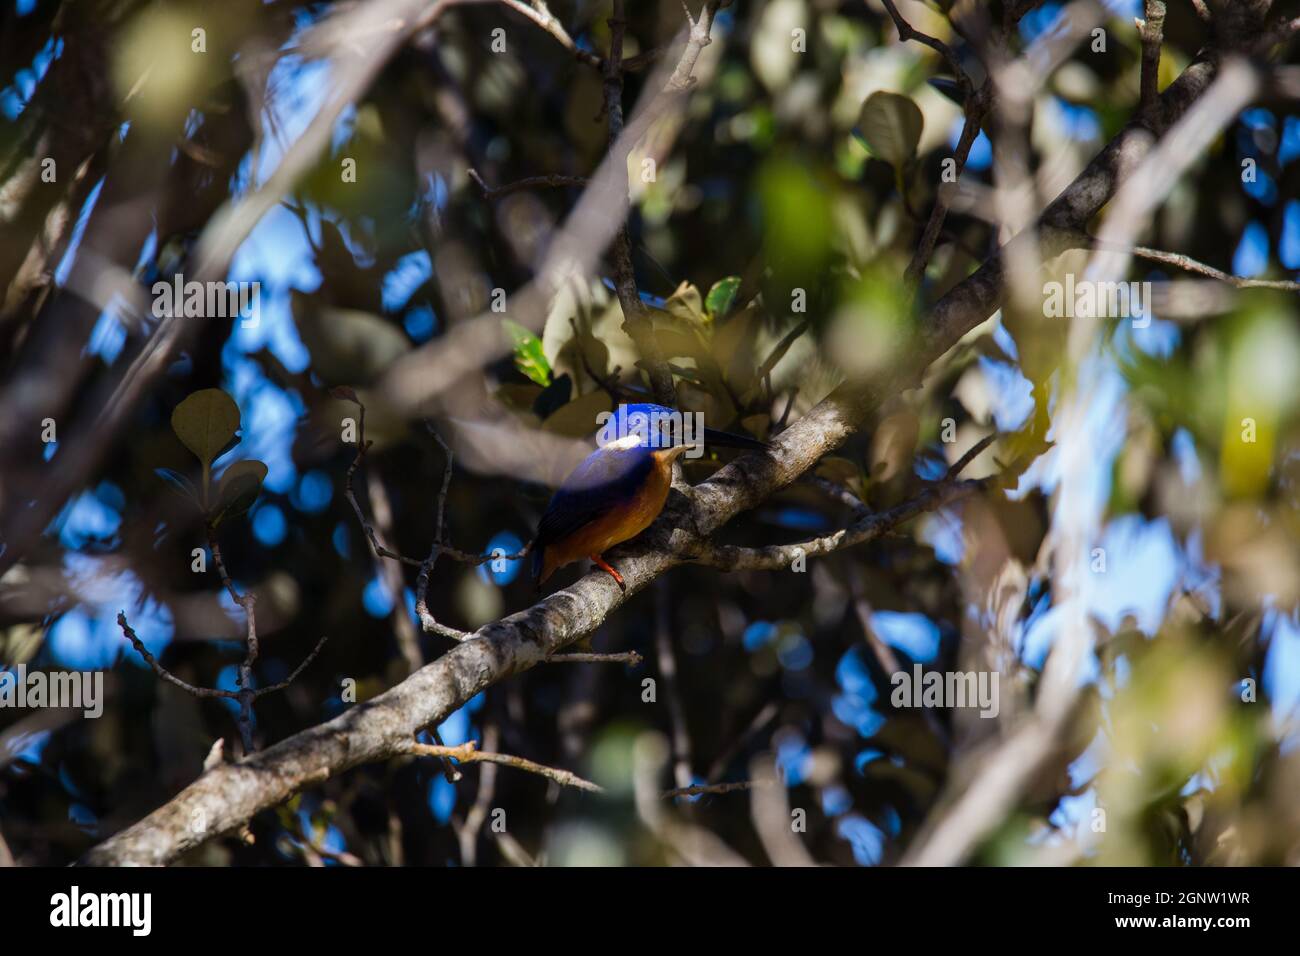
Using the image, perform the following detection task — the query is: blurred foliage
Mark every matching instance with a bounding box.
[0,0,1298,868]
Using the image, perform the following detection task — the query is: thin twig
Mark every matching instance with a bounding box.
[497,0,604,69]
[368,471,425,673]
[661,780,763,798]
[706,701,779,782]
[456,718,499,865]
[468,168,588,200]
[849,575,949,748]
[341,399,424,567]
[942,432,996,481]
[429,726,463,784]
[252,636,330,698]
[336,394,524,643]
[777,388,798,430]
[116,612,237,700]
[547,651,644,664]
[291,813,364,867]
[879,0,992,285]
[906,89,991,285]
[688,441,997,571]
[880,0,974,100]
[1125,243,1300,291]
[406,740,603,792]
[415,422,474,643]
[339,398,526,568]
[804,474,870,516]
[208,530,259,753]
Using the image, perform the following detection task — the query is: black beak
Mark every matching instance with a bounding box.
[702,427,768,451]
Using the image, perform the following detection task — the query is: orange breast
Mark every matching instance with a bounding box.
[540,450,675,581]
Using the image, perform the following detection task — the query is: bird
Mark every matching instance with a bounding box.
[532,403,767,591]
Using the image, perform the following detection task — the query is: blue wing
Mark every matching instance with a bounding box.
[533,444,654,575]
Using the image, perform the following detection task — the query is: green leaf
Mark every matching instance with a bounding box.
[155,467,201,506]
[855,91,924,167]
[210,459,267,527]
[171,389,241,467]
[705,277,742,321]
[504,319,552,386]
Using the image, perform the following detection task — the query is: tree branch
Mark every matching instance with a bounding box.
[497,0,604,70]
[115,612,237,702]
[1139,1,1168,123]
[1107,241,1300,291]
[880,0,974,100]
[468,168,588,201]
[406,740,603,793]
[685,475,990,571]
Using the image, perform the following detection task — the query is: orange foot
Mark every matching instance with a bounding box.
[590,554,626,592]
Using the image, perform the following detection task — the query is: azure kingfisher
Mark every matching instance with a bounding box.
[532,403,766,591]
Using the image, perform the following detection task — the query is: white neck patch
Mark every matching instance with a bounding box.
[604,434,646,451]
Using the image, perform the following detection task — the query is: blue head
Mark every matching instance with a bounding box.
[594,403,766,452]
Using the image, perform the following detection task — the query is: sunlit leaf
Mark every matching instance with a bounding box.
[705,277,742,321]
[171,388,240,467]
[504,319,552,387]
